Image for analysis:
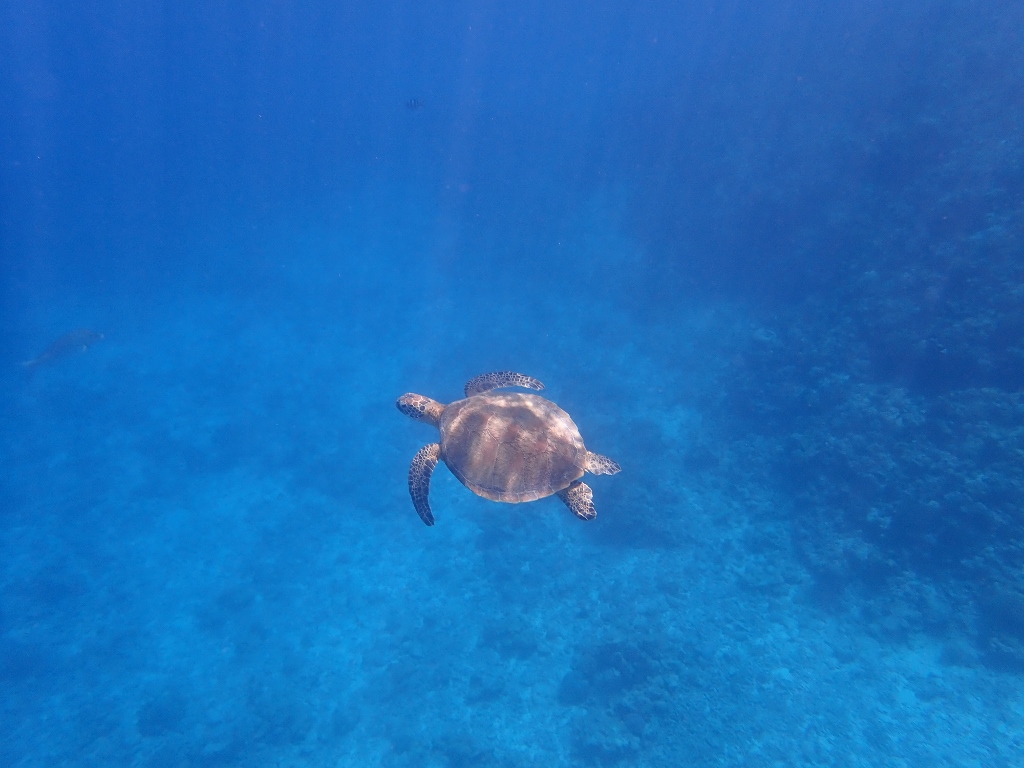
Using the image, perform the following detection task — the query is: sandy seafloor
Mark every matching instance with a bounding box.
[2,199,1023,768]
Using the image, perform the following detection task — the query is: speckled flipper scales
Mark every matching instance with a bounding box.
[464,371,545,397]
[557,480,596,521]
[408,443,441,526]
[586,452,621,475]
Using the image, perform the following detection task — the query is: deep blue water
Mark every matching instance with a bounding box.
[3,1,1024,765]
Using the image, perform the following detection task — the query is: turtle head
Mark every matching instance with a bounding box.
[397,393,445,427]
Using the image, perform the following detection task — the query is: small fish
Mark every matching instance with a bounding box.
[22,328,104,372]
[406,97,424,110]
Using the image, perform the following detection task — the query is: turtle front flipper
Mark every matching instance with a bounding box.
[464,371,545,397]
[557,480,596,521]
[408,443,441,526]
[586,451,621,475]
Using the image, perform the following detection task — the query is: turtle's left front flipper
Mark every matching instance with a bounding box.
[407,444,440,528]
[408,443,441,526]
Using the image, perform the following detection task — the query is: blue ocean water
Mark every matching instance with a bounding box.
[3,0,1024,765]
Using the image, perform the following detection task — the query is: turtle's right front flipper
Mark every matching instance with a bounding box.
[464,371,545,397]
[408,443,441,526]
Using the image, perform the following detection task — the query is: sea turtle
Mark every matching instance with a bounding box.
[396,371,621,525]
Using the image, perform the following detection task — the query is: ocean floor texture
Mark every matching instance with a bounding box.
[2,205,1023,768]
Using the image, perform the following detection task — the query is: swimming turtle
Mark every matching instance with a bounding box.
[396,371,621,525]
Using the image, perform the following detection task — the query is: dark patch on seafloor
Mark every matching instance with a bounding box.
[695,106,1024,667]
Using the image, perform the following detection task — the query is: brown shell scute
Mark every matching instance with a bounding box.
[440,392,586,502]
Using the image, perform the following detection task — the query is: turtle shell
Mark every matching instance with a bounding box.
[439,391,587,503]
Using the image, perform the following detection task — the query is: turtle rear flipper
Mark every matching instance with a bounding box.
[464,371,544,397]
[408,443,441,526]
[557,481,596,521]
[586,452,621,475]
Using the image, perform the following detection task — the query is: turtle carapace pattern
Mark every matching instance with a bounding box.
[396,371,621,526]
